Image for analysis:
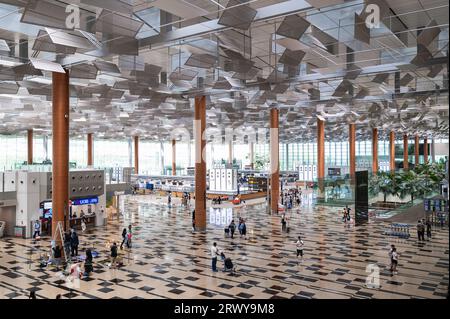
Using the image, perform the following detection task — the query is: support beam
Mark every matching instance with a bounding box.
[424,137,428,164]
[270,108,279,213]
[317,119,325,190]
[87,133,93,167]
[349,123,356,177]
[52,70,70,241]
[134,136,139,174]
[372,128,378,174]
[415,135,420,165]
[389,131,395,172]
[27,129,33,165]
[194,96,207,230]
[172,139,176,175]
[403,134,409,170]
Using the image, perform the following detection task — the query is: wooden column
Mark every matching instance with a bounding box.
[52,70,70,240]
[172,139,176,175]
[414,135,420,165]
[349,123,356,177]
[134,136,139,174]
[194,96,207,230]
[389,131,395,172]
[317,119,325,190]
[372,128,378,174]
[424,137,428,164]
[27,129,33,165]
[270,108,279,213]
[403,134,408,170]
[87,133,93,166]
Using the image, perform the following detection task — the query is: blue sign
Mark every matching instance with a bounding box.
[72,197,98,206]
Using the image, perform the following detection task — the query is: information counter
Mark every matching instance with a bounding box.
[70,214,95,230]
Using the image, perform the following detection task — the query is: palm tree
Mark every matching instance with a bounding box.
[369,171,397,203]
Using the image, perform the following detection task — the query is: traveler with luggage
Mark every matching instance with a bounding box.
[210,242,220,272]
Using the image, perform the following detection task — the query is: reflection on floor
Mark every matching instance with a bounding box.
[0,194,448,299]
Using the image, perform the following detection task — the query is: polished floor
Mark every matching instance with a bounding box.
[0,194,448,299]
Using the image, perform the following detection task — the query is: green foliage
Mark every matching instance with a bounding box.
[369,162,446,203]
[254,154,269,170]
[369,171,397,202]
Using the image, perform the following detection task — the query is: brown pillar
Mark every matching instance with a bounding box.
[134,136,139,174]
[349,123,356,177]
[423,137,428,164]
[27,129,33,165]
[403,134,408,170]
[52,70,70,241]
[249,142,254,170]
[389,131,395,171]
[317,119,325,191]
[270,108,280,213]
[194,96,207,230]
[414,135,419,165]
[172,139,176,175]
[372,128,378,174]
[87,133,93,166]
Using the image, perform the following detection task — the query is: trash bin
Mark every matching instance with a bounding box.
[0,221,6,238]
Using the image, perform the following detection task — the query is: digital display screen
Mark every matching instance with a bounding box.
[72,197,98,206]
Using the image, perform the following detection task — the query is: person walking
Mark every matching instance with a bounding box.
[33,220,41,239]
[241,220,247,239]
[70,229,79,257]
[120,228,127,249]
[388,244,395,272]
[296,236,304,263]
[63,231,71,259]
[126,231,132,249]
[391,247,399,275]
[281,214,287,232]
[110,242,118,268]
[210,242,219,272]
[417,220,425,241]
[229,220,236,239]
[29,291,36,299]
[426,219,432,240]
[83,248,93,277]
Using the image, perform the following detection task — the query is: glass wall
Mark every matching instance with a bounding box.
[2,134,448,174]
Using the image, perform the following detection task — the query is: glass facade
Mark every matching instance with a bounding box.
[1,135,448,173]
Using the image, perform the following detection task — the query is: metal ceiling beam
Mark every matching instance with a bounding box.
[138,0,312,48]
